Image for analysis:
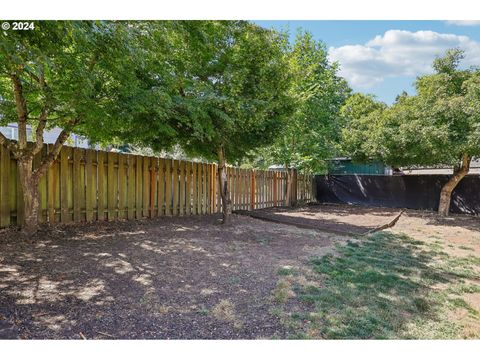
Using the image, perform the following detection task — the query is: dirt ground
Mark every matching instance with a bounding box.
[236,204,404,234]
[256,204,480,241]
[0,204,479,339]
[0,213,339,339]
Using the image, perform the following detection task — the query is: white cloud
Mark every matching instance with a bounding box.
[329,30,480,88]
[445,20,480,26]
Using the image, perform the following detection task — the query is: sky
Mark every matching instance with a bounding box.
[254,20,480,104]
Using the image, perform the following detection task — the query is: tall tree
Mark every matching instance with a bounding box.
[0,21,184,234]
[139,21,293,224]
[341,49,480,216]
[261,31,350,205]
[339,93,387,163]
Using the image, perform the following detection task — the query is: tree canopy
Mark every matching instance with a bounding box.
[342,49,480,168]
[339,93,386,163]
[176,21,293,163]
[259,31,351,174]
[0,20,301,229]
[0,20,201,232]
[340,49,480,215]
[8,21,476,225]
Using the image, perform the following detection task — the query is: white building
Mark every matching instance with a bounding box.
[0,122,94,148]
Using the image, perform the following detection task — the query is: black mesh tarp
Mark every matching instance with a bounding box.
[314,175,480,215]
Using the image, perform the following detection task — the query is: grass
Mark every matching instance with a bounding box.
[211,299,243,329]
[277,266,297,276]
[272,278,295,304]
[274,231,480,339]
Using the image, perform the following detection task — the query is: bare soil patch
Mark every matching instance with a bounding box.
[244,204,404,235]
[0,214,338,339]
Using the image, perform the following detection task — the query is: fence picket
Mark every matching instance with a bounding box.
[118,154,126,219]
[127,155,135,219]
[150,157,158,218]
[165,159,172,216]
[172,160,179,216]
[97,151,106,221]
[60,147,70,223]
[0,146,10,227]
[47,146,58,223]
[179,160,185,216]
[0,145,313,228]
[85,150,95,221]
[186,161,191,216]
[73,148,83,222]
[142,157,150,218]
[158,158,165,216]
[192,162,198,215]
[134,156,142,218]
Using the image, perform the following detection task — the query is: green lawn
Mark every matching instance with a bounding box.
[273,231,480,339]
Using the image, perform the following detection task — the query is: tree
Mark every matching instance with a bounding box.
[260,31,350,205]
[339,93,387,163]
[173,21,293,224]
[340,49,480,216]
[0,21,185,234]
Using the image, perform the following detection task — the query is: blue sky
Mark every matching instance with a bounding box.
[254,21,480,104]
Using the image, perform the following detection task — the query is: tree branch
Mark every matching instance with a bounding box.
[460,153,471,172]
[32,104,50,156]
[0,131,18,156]
[10,72,28,150]
[21,65,55,157]
[33,119,79,179]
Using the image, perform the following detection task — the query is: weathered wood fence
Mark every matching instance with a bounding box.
[0,144,313,227]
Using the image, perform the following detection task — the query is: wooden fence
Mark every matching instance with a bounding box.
[0,144,313,227]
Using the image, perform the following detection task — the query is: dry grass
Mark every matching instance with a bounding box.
[211,300,243,329]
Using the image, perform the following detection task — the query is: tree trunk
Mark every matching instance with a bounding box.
[6,67,74,236]
[217,145,232,225]
[285,165,294,207]
[17,157,41,236]
[438,154,471,216]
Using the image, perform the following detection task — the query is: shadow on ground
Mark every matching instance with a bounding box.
[0,214,333,339]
